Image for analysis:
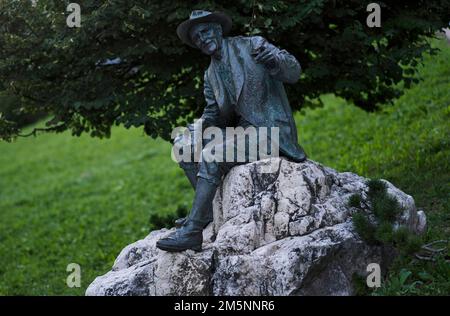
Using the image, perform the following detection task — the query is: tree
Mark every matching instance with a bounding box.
[0,0,448,141]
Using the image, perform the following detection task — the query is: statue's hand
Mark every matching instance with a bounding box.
[174,121,203,146]
[252,42,278,70]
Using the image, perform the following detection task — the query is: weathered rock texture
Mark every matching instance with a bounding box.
[86,158,426,296]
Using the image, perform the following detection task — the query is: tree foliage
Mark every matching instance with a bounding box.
[0,0,448,141]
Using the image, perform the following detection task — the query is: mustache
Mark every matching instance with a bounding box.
[201,39,215,48]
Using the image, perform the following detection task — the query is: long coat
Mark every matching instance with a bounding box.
[201,35,307,163]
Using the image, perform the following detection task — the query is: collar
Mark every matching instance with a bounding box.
[211,38,227,62]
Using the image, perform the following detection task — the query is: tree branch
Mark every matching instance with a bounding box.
[17,124,67,137]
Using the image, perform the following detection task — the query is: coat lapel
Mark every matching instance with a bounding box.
[227,39,244,104]
[206,38,244,109]
[207,62,225,109]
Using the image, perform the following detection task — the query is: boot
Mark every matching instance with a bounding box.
[174,165,213,228]
[156,178,217,252]
[174,214,213,229]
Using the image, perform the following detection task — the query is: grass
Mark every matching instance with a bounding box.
[0,126,193,295]
[0,39,449,296]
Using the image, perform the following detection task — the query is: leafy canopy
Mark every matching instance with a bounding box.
[0,0,448,141]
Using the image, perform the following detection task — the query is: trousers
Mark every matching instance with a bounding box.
[174,123,278,185]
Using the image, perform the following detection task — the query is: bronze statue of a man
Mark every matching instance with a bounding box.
[156,10,306,252]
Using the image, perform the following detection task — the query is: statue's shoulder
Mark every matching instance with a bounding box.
[227,35,267,50]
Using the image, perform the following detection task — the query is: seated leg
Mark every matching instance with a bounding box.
[157,127,262,252]
[156,175,219,252]
[179,161,198,189]
[175,161,213,228]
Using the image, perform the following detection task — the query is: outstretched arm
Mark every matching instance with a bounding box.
[251,36,302,84]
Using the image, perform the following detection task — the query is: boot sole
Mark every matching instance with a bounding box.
[156,242,202,252]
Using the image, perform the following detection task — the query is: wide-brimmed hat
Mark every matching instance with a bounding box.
[177,10,232,48]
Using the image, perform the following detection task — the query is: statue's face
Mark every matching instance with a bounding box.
[189,22,223,56]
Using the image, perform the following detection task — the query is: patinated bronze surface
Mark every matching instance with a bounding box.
[156,10,306,252]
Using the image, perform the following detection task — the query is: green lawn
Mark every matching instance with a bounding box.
[0,39,449,296]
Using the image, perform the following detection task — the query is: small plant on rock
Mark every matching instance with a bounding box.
[349,179,422,255]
